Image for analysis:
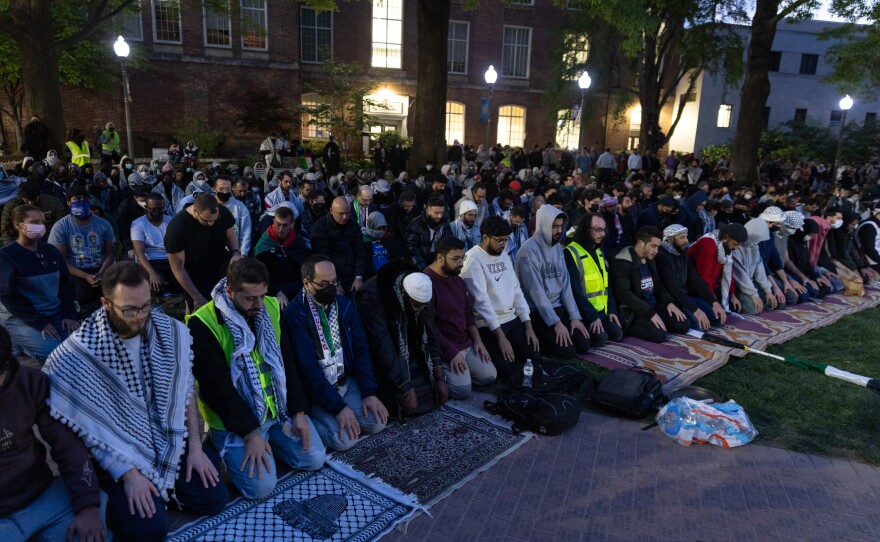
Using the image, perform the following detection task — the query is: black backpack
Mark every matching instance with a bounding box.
[508,360,594,395]
[589,367,665,419]
[485,391,582,435]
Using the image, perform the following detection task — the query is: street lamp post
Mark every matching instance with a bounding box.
[113,36,134,158]
[484,65,497,152]
[835,94,853,181]
[577,71,592,151]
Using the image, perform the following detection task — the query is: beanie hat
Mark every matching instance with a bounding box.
[459,200,478,216]
[402,273,433,303]
[720,223,748,244]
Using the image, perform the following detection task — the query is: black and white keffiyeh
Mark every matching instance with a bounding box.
[211,278,289,426]
[43,307,193,498]
[701,229,734,311]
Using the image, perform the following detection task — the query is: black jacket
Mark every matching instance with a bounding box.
[115,196,146,251]
[405,213,450,269]
[382,201,418,250]
[310,214,366,282]
[610,246,675,324]
[655,245,716,312]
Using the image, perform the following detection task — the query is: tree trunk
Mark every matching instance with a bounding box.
[731,0,781,186]
[410,0,450,173]
[9,0,65,152]
[638,34,659,154]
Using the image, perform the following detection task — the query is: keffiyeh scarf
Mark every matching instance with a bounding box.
[702,229,734,311]
[211,278,289,426]
[393,275,434,379]
[43,308,192,498]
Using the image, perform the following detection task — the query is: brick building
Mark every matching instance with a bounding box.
[4,0,636,161]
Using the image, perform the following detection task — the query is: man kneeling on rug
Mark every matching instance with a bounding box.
[43,262,228,542]
[357,261,446,419]
[284,255,388,451]
[189,258,326,501]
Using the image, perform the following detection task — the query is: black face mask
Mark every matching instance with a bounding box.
[589,204,600,213]
[312,204,326,215]
[148,209,165,220]
[216,192,232,203]
[313,284,336,305]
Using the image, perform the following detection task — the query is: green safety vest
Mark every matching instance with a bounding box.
[101,130,121,154]
[186,297,282,431]
[566,242,609,314]
[65,140,90,166]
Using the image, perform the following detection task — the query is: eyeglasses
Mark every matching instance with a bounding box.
[309,279,338,290]
[107,299,152,318]
[444,255,464,263]
[489,236,509,246]
[591,227,607,233]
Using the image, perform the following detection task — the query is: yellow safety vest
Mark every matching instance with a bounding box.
[65,140,90,166]
[101,131,121,154]
[186,297,282,431]
[566,242,609,314]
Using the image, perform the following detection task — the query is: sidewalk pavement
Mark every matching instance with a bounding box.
[385,393,880,542]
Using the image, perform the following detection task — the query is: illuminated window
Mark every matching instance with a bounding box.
[448,21,468,74]
[562,34,589,80]
[445,102,465,145]
[372,0,403,69]
[556,110,580,150]
[204,3,231,48]
[241,0,268,50]
[301,93,328,140]
[717,104,733,128]
[502,26,531,78]
[497,105,526,147]
[152,0,181,44]
[301,6,332,63]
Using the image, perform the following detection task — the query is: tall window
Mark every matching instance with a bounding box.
[562,34,589,79]
[830,110,843,127]
[153,0,182,43]
[445,102,465,145]
[117,6,143,41]
[301,93,327,139]
[372,0,403,69]
[556,110,580,150]
[866,112,877,128]
[717,104,733,128]
[794,108,808,123]
[502,26,531,78]
[768,51,781,72]
[447,21,469,74]
[799,54,818,75]
[241,0,268,50]
[497,105,526,147]
[301,7,332,63]
[204,3,231,47]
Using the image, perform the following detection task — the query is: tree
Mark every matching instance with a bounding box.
[573,0,747,153]
[729,0,818,185]
[0,0,138,151]
[822,2,880,98]
[409,0,450,172]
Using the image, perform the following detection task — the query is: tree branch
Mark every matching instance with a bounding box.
[56,0,139,50]
[773,0,813,25]
[665,76,699,142]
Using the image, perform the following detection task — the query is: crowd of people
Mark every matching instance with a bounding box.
[3,126,880,541]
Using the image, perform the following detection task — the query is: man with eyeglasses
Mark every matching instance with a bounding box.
[424,236,497,398]
[44,262,228,541]
[165,192,240,311]
[564,213,624,347]
[460,216,542,378]
[131,193,179,295]
[254,207,309,310]
[284,255,388,450]
[189,258,325,500]
[514,205,590,359]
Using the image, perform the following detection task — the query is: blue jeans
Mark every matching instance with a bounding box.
[2,314,67,363]
[0,476,108,542]
[209,417,326,500]
[308,378,387,451]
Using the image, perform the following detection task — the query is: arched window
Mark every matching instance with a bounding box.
[497,105,526,148]
[301,93,327,139]
[445,102,465,145]
[556,109,580,150]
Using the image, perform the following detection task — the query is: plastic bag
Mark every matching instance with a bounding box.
[656,397,757,448]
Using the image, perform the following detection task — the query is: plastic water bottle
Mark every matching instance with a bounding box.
[522,359,534,388]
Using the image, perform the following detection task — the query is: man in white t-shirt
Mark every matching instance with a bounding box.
[131,192,179,294]
[460,216,542,378]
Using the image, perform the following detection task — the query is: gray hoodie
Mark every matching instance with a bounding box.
[733,218,773,297]
[514,205,582,326]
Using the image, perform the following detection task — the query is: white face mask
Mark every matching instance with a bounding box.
[744,194,753,200]
[804,235,812,241]
[426,165,433,171]
[137,200,147,209]
[831,219,843,229]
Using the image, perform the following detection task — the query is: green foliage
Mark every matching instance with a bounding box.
[701,144,732,163]
[173,118,223,157]
[375,130,412,150]
[759,120,837,162]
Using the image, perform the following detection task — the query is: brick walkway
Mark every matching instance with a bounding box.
[385,395,880,542]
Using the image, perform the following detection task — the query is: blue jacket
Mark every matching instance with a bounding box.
[283,291,378,415]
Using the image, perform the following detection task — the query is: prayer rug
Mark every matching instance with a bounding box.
[329,401,532,507]
[166,468,418,542]
[578,288,880,393]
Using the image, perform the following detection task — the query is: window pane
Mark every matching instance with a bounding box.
[717,104,732,128]
[117,8,143,41]
[799,54,817,75]
[301,93,328,139]
[241,0,267,50]
[372,0,403,69]
[497,105,526,147]
[445,102,465,145]
[794,108,808,122]
[154,0,181,43]
[301,7,332,63]
[447,21,468,74]
[556,110,579,150]
[502,27,531,78]
[205,5,231,47]
[768,51,781,72]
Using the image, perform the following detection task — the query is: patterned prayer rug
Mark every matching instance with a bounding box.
[166,468,418,542]
[578,288,880,392]
[329,402,532,507]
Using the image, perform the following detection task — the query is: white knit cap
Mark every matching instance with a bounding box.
[403,273,433,303]
[663,224,689,240]
[459,199,478,216]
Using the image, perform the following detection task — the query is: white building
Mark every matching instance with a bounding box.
[668,19,877,156]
